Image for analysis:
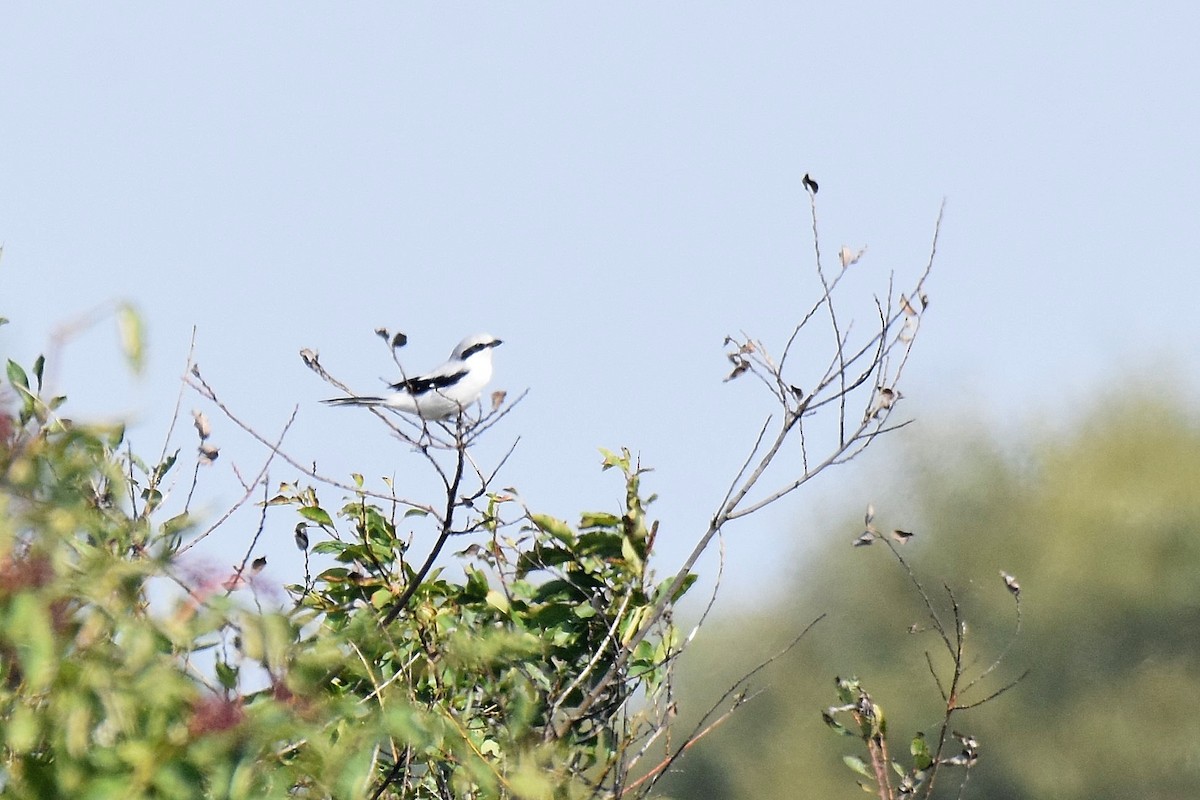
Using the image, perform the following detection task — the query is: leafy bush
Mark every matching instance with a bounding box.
[0,342,687,798]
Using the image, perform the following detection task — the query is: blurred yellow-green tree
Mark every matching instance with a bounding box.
[662,392,1200,799]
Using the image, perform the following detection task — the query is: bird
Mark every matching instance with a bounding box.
[323,333,502,420]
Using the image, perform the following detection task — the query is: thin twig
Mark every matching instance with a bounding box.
[639,613,826,795]
[806,190,848,446]
[223,479,273,596]
[186,369,439,516]
[956,668,1030,710]
[178,408,297,555]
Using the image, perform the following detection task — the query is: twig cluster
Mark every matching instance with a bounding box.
[552,196,944,743]
[832,504,1029,800]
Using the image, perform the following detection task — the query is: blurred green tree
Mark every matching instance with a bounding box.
[662,392,1200,799]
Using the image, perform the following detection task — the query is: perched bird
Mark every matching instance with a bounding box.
[324,333,502,420]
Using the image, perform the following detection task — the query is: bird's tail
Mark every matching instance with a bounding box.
[322,396,387,407]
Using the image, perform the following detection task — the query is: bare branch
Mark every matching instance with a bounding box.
[178,407,297,555]
[186,368,438,516]
[963,582,1023,694]
[957,668,1031,711]
[639,613,826,795]
[805,188,849,446]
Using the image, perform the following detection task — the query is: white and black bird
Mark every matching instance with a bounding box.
[324,333,502,420]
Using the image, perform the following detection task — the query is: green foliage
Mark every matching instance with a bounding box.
[279,445,687,796]
[0,352,379,798]
[0,343,693,798]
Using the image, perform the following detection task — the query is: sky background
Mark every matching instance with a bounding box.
[2,4,1198,607]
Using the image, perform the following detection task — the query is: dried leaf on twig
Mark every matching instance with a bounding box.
[375,328,409,349]
[868,387,902,418]
[839,245,866,269]
[724,356,750,382]
[299,348,319,369]
[192,410,212,440]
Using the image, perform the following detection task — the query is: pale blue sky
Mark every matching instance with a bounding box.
[2,4,1197,600]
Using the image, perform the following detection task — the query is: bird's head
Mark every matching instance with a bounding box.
[453,333,503,361]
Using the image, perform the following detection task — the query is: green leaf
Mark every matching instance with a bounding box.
[371,588,393,609]
[141,487,163,512]
[215,660,239,691]
[463,566,490,599]
[620,605,650,644]
[117,302,146,375]
[152,450,179,482]
[506,760,556,800]
[6,358,29,391]
[240,613,292,670]
[486,589,510,614]
[530,513,575,544]
[9,593,56,692]
[620,535,645,573]
[7,360,36,423]
[599,447,630,471]
[843,754,873,779]
[5,704,40,753]
[655,573,697,604]
[630,638,656,666]
[299,506,334,527]
[160,513,192,540]
[579,511,621,529]
[823,707,856,737]
[106,423,126,447]
[154,762,205,798]
[835,676,860,704]
[911,732,933,770]
[31,355,44,392]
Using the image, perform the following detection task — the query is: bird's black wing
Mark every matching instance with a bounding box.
[391,369,468,396]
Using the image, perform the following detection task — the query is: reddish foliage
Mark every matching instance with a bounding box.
[188,695,245,737]
[0,552,55,596]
